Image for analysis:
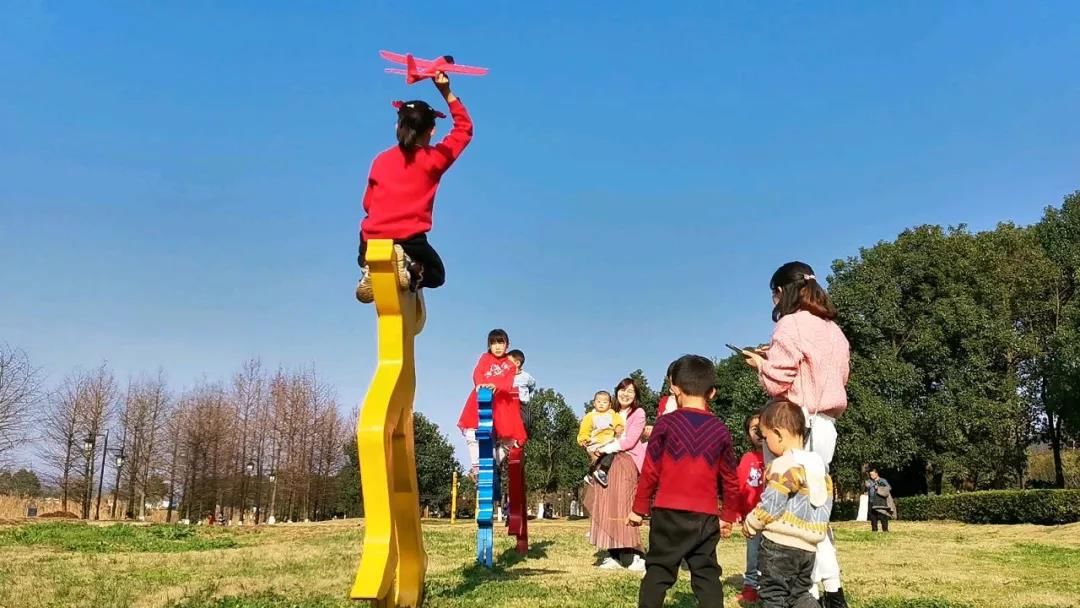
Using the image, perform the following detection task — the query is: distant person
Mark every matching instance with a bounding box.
[629,355,740,607]
[584,377,648,571]
[736,410,767,604]
[865,466,896,532]
[456,329,526,478]
[743,400,833,608]
[578,391,626,487]
[507,349,536,433]
[740,261,851,608]
[355,71,473,303]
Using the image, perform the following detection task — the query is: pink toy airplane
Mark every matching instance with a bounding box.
[380,50,489,84]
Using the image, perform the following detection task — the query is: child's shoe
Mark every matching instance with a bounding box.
[355,269,374,303]
[393,244,412,289]
[627,554,647,573]
[583,474,594,486]
[593,470,609,487]
[736,586,760,604]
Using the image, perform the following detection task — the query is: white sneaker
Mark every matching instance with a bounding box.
[628,555,647,573]
[598,557,624,570]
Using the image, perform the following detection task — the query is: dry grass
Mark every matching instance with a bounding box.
[0,519,1077,607]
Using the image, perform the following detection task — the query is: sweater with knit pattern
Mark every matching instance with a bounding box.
[632,409,740,522]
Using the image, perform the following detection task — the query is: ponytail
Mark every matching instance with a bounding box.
[770,261,838,321]
[394,101,438,152]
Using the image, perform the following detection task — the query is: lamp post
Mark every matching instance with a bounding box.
[81,435,94,519]
[94,429,112,520]
[110,450,125,519]
[253,456,265,524]
[267,470,278,525]
[240,460,254,524]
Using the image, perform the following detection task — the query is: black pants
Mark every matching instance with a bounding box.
[639,508,723,608]
[758,538,818,608]
[869,509,890,532]
[589,453,615,475]
[358,233,445,289]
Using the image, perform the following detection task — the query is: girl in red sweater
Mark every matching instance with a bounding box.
[736,410,766,604]
[355,71,474,303]
[456,329,527,477]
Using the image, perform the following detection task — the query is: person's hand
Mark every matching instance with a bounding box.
[579,439,590,447]
[642,424,654,440]
[741,349,765,370]
[720,520,734,539]
[627,512,644,527]
[589,448,601,458]
[433,71,454,100]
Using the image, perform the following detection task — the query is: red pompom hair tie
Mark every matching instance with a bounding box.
[391,100,446,119]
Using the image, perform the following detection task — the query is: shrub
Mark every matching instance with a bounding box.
[896,489,1080,525]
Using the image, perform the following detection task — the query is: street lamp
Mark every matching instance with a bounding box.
[267,470,278,525]
[81,434,104,520]
[110,449,125,519]
[240,460,255,523]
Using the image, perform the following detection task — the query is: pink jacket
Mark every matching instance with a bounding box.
[759,310,850,417]
[617,407,648,472]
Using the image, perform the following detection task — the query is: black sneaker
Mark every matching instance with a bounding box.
[594,470,609,487]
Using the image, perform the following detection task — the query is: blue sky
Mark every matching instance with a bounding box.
[2,1,1079,469]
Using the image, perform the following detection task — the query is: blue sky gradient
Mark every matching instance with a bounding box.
[3,1,1079,467]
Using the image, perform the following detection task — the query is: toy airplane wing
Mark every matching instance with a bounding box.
[380,49,488,84]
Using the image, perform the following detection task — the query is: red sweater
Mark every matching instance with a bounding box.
[736,450,766,518]
[360,99,473,239]
[632,409,740,522]
[456,353,527,443]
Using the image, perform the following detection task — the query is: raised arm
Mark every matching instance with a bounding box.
[426,73,473,174]
[758,319,803,397]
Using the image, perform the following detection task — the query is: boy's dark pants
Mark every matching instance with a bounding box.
[358,233,445,289]
[758,538,818,608]
[639,508,723,608]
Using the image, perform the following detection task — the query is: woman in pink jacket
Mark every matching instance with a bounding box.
[583,376,648,572]
[741,261,851,608]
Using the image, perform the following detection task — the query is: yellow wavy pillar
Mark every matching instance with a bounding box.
[351,240,427,607]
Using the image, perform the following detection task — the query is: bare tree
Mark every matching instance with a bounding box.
[39,372,84,513]
[117,371,169,519]
[0,344,41,463]
[76,364,116,518]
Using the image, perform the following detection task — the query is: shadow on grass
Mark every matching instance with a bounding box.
[425,540,564,600]
[495,539,554,567]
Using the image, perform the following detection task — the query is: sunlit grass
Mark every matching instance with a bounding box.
[0,519,1076,607]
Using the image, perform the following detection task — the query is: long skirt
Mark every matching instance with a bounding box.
[583,452,643,552]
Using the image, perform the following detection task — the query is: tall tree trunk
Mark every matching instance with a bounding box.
[1049,411,1066,489]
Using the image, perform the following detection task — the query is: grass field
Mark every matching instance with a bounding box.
[0,518,1077,608]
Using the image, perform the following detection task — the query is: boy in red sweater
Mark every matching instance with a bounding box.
[456,329,527,477]
[736,410,766,604]
[355,71,474,303]
[629,355,740,608]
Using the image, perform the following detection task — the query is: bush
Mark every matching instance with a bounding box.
[896,489,1080,525]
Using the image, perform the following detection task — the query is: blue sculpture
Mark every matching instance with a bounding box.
[475,387,495,567]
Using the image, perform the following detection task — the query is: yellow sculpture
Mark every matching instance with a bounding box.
[351,240,427,607]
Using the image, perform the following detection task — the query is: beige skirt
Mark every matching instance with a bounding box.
[583,452,643,551]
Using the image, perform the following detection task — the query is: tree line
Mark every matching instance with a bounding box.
[2,190,1078,519]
